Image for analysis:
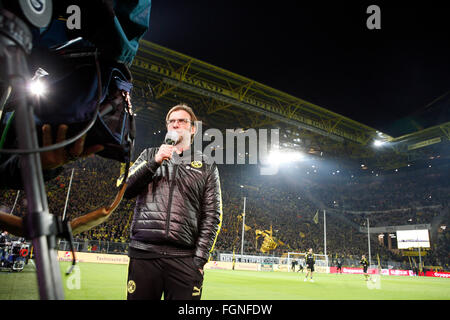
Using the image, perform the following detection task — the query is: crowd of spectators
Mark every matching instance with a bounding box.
[213,161,448,270]
[0,156,135,245]
[1,155,448,270]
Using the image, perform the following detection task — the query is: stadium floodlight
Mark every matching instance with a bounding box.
[373,139,385,147]
[267,150,305,163]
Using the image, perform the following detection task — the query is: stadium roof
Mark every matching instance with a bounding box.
[130,40,449,171]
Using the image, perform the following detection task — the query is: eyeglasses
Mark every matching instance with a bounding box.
[166,118,191,126]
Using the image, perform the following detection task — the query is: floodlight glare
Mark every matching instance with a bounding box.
[28,79,46,96]
[373,139,385,147]
[29,67,49,96]
[267,150,304,163]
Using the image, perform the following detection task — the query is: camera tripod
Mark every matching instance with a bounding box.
[0,1,65,299]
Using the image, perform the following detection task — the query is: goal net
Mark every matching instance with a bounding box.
[283,252,329,272]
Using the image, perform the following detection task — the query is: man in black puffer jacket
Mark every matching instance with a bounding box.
[124,104,222,300]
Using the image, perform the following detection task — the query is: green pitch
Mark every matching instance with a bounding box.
[1,261,449,300]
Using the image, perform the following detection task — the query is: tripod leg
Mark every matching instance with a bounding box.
[0,9,64,299]
[12,73,65,300]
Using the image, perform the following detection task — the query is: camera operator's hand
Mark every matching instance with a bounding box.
[41,124,104,170]
[155,144,175,164]
[0,183,128,237]
[70,182,127,235]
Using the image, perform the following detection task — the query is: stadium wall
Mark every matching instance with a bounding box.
[330,267,379,275]
[380,269,414,276]
[329,266,421,276]
[205,261,330,273]
[57,251,129,265]
[205,261,260,271]
[425,271,450,278]
[58,252,264,271]
[56,251,450,278]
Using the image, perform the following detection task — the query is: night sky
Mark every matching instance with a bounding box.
[144,1,450,136]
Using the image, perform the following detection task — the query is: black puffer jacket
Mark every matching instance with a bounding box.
[124,147,222,264]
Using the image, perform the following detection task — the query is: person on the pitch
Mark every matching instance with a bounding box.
[291,259,298,272]
[297,260,304,273]
[124,104,222,300]
[304,248,315,282]
[336,257,343,273]
[360,255,370,281]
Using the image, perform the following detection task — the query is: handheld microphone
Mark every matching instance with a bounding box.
[164,131,179,146]
[162,131,179,166]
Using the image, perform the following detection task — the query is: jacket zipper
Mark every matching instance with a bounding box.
[165,163,178,239]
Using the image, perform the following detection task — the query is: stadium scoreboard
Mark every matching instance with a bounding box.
[396,229,430,249]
